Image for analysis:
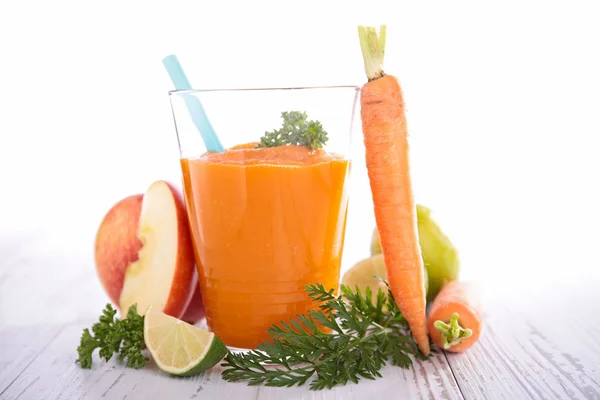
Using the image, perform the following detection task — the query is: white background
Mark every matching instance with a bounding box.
[1,0,599,322]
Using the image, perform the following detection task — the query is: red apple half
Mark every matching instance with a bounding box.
[95,194,144,305]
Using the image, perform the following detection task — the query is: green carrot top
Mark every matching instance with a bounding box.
[358,25,387,81]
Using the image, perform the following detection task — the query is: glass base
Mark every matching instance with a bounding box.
[226,345,255,354]
[193,319,256,354]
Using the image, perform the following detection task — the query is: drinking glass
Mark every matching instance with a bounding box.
[169,86,359,349]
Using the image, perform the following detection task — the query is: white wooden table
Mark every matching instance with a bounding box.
[1,230,599,400]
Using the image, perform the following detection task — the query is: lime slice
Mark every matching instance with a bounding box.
[342,254,388,296]
[144,305,227,376]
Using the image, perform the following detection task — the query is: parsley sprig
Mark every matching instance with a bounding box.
[257,111,328,150]
[221,283,429,390]
[76,304,147,369]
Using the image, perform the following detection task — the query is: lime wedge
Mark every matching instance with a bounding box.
[144,305,227,376]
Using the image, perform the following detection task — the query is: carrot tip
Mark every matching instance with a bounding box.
[433,312,472,350]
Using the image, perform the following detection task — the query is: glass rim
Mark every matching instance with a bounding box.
[168,85,361,95]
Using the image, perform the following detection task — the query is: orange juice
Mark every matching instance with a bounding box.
[181,144,350,349]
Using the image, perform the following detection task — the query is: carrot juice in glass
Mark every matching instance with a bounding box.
[169,87,359,349]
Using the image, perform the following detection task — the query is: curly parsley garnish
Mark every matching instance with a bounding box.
[257,111,328,150]
[76,304,147,369]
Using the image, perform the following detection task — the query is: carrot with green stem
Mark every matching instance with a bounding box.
[428,281,482,352]
[357,25,430,355]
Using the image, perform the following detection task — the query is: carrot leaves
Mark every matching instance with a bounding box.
[221,283,427,390]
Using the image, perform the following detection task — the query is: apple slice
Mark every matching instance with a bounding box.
[119,181,196,319]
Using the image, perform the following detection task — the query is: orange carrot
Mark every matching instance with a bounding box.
[428,281,482,352]
[357,25,430,355]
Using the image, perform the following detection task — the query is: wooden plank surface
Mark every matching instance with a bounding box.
[0,323,462,400]
[0,230,463,399]
[445,280,600,400]
[1,323,252,400]
[0,325,64,394]
[1,233,600,399]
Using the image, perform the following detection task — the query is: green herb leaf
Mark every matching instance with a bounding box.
[221,283,428,390]
[257,111,328,150]
[76,329,99,369]
[76,304,148,369]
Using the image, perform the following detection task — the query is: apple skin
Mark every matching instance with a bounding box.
[118,181,197,319]
[94,194,143,305]
[180,278,205,324]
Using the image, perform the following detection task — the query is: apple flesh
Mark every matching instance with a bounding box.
[95,194,143,305]
[119,181,196,318]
